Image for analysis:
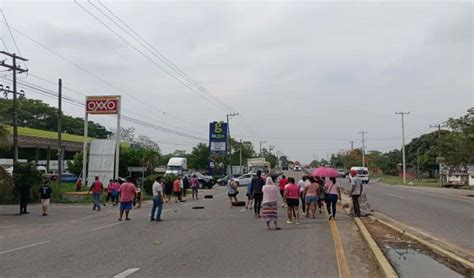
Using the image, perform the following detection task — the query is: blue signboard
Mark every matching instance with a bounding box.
[209,121,228,154]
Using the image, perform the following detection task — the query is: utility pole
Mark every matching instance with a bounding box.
[239,139,243,174]
[0,51,28,167]
[226,112,239,175]
[430,123,447,186]
[358,131,367,167]
[58,79,62,187]
[349,140,354,151]
[259,141,267,157]
[417,147,420,182]
[395,112,410,184]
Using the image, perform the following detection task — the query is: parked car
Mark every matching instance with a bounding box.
[337,169,348,178]
[232,173,256,187]
[61,173,78,183]
[188,172,214,189]
[217,174,240,186]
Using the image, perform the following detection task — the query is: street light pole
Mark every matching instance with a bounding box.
[395,112,410,184]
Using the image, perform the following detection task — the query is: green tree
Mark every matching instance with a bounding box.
[0,124,9,149]
[0,98,111,138]
[440,108,474,165]
[67,152,84,177]
[229,139,256,166]
[188,143,209,170]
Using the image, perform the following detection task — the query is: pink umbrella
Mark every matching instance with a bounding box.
[312,167,338,177]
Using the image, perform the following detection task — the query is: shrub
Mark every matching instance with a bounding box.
[13,162,43,201]
[0,166,15,203]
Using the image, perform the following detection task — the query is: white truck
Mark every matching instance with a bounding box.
[247,158,270,174]
[165,157,188,176]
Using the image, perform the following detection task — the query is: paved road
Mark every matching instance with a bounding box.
[0,184,373,278]
[338,178,474,252]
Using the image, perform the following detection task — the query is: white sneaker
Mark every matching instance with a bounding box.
[286,220,293,224]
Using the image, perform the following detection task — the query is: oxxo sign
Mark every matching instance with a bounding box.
[86,96,120,114]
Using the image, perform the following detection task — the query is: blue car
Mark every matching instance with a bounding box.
[61,173,78,183]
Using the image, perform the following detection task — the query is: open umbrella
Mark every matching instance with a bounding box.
[312,167,338,177]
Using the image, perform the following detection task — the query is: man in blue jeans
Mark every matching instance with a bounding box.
[88,176,103,211]
[150,177,164,222]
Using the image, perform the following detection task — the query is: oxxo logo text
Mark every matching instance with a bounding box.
[86,98,118,114]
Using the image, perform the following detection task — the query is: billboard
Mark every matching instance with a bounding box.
[209,121,228,154]
[86,95,120,114]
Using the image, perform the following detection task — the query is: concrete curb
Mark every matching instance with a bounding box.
[354,218,398,278]
[371,216,474,272]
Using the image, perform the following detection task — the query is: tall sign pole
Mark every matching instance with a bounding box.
[115,96,121,179]
[84,95,121,186]
[82,97,89,187]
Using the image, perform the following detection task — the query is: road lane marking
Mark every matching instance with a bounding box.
[0,240,50,255]
[215,192,227,197]
[407,189,474,204]
[90,222,124,231]
[113,268,140,278]
[182,202,196,207]
[162,209,172,212]
[384,193,406,200]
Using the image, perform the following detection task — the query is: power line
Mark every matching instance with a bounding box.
[0,9,27,69]
[74,1,232,113]
[23,73,203,134]
[1,76,207,142]
[0,21,190,125]
[95,0,238,114]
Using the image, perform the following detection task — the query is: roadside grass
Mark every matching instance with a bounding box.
[372,174,441,188]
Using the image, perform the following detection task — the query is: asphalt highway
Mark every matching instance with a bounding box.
[0,184,354,278]
[337,178,474,252]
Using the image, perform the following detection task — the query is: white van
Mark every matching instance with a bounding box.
[349,167,370,184]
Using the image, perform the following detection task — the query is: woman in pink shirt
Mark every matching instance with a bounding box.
[262,177,281,230]
[304,176,321,218]
[284,177,300,225]
[324,177,342,220]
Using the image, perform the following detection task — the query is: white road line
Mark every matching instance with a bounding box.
[90,222,124,231]
[0,240,50,255]
[113,268,140,278]
[215,192,227,197]
[384,193,407,200]
[407,189,474,204]
[162,209,172,212]
[182,201,196,207]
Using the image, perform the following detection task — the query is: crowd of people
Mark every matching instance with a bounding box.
[230,169,363,230]
[17,169,364,230]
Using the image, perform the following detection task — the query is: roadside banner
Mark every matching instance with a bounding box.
[209,121,227,154]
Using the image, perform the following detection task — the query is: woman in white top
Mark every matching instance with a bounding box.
[324,177,342,220]
[262,177,281,230]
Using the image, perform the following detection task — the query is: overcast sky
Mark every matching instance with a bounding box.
[1,1,472,163]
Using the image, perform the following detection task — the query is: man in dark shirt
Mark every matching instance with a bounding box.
[19,184,31,215]
[39,181,53,216]
[251,170,265,218]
